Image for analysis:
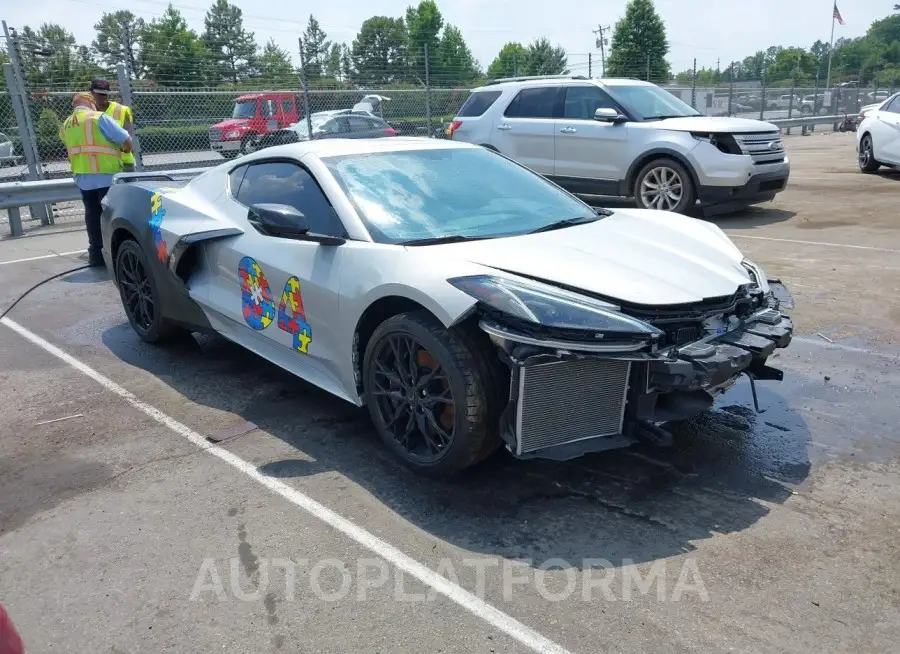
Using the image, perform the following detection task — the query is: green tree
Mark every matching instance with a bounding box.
[487,42,527,78]
[92,11,144,76]
[606,0,671,82]
[301,15,332,79]
[15,24,102,87]
[139,5,206,87]
[437,25,479,85]
[405,0,442,82]
[351,16,409,85]
[256,38,295,87]
[202,0,258,85]
[324,42,343,80]
[524,38,568,75]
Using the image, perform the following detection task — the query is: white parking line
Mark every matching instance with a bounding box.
[0,315,573,654]
[0,250,87,266]
[728,234,899,253]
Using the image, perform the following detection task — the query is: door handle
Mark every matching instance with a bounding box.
[496,124,512,130]
[559,126,577,133]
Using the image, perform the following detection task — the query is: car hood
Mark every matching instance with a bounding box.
[426,209,752,306]
[211,119,250,131]
[649,115,779,133]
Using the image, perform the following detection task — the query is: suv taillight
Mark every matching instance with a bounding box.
[383,126,396,135]
[446,120,462,138]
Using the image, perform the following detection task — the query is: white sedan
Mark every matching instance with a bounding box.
[857,92,900,172]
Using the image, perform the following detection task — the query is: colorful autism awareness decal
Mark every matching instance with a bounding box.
[238,256,276,330]
[149,191,168,262]
[237,258,313,352]
[277,276,313,353]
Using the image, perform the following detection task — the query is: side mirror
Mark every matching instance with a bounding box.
[248,203,309,237]
[594,107,625,123]
[247,203,345,245]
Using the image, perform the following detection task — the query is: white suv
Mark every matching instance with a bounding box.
[446,75,791,214]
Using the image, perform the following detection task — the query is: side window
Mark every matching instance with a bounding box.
[503,87,559,119]
[281,99,293,113]
[262,100,276,117]
[883,96,900,114]
[228,164,248,196]
[234,162,345,237]
[349,116,374,132]
[562,86,618,119]
[457,90,502,117]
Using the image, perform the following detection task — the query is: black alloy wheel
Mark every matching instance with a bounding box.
[363,311,499,477]
[115,239,181,343]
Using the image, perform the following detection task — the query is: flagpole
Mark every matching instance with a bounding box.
[825,4,836,90]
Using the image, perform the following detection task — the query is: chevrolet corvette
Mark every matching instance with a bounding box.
[99,137,794,476]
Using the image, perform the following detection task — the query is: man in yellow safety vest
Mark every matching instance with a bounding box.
[60,92,133,267]
[90,76,137,172]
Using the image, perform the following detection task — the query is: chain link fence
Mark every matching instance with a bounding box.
[3,37,897,234]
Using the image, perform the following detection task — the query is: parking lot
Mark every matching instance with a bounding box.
[1,131,898,653]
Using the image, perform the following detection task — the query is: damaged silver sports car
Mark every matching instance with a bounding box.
[100,137,794,477]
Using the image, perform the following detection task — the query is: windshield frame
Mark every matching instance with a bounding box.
[604,84,703,121]
[232,100,258,119]
[320,147,605,245]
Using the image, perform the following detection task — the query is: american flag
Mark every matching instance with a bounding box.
[833,2,845,25]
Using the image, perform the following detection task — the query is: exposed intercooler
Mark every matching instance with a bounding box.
[515,358,632,455]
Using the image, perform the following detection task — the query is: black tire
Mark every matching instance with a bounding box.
[114,239,184,344]
[633,158,697,213]
[362,310,498,477]
[240,135,259,155]
[858,134,880,173]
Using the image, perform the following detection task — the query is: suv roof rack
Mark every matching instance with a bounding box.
[484,74,589,86]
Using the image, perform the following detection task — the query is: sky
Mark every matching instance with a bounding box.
[2,0,893,74]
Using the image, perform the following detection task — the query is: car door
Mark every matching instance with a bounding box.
[347,116,381,138]
[552,85,630,194]
[202,159,349,392]
[873,96,900,164]
[491,85,561,175]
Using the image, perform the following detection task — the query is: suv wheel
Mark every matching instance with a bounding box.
[633,158,697,213]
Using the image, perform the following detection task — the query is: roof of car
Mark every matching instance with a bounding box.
[472,76,656,91]
[237,136,480,162]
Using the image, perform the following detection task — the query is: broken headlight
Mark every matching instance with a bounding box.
[448,274,663,337]
[742,259,770,293]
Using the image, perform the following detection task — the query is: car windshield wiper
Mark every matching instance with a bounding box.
[527,212,608,234]
[398,234,491,246]
[644,114,700,120]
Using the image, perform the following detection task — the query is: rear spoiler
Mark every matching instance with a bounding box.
[112,167,211,185]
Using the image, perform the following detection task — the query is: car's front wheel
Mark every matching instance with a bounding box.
[362,311,500,477]
[115,239,184,343]
[858,134,880,173]
[633,158,697,213]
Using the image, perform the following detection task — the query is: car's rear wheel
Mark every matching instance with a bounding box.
[115,239,184,344]
[858,134,880,173]
[363,311,498,477]
[633,158,696,213]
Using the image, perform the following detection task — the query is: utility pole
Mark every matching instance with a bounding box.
[592,25,609,77]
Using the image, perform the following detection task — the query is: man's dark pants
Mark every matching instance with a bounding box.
[81,186,109,265]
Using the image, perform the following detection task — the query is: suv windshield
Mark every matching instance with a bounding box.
[606,85,701,120]
[322,148,600,244]
[232,101,257,119]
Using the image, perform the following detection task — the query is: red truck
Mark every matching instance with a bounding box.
[209,92,391,158]
[209,92,299,158]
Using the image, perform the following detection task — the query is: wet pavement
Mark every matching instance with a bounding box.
[1,134,900,653]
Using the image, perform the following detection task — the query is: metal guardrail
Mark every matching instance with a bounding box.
[0,167,209,236]
[0,113,859,237]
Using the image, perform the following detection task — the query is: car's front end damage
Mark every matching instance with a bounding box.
[449,264,794,461]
